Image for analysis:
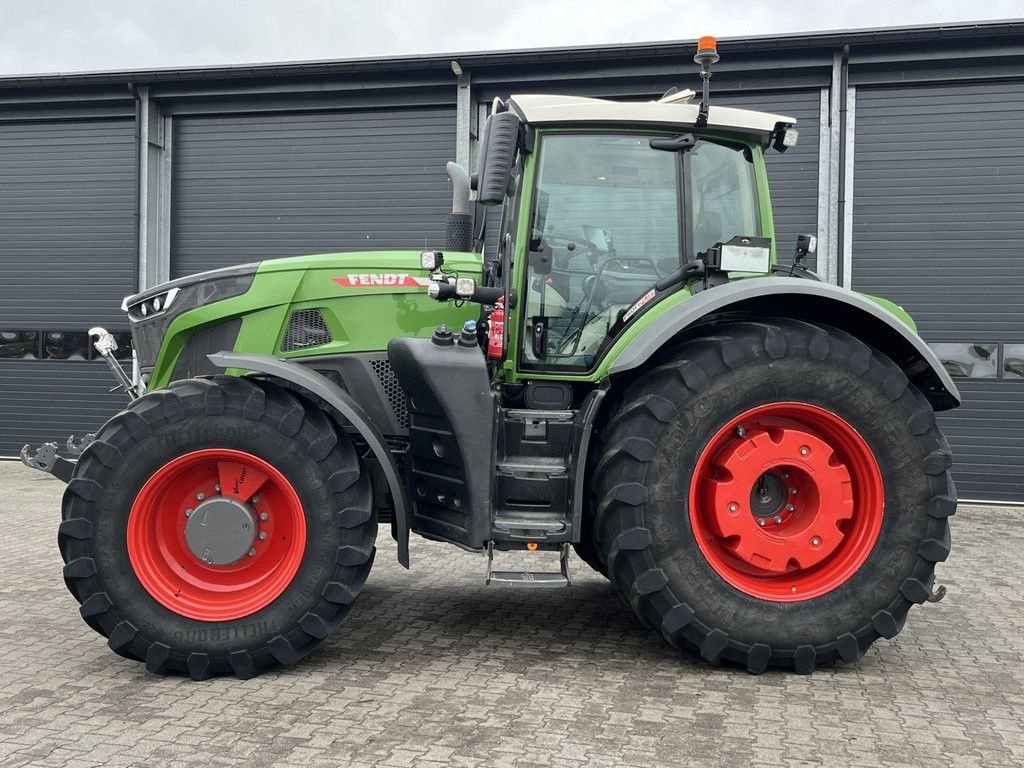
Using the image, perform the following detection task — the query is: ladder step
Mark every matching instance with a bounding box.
[487,570,569,587]
[492,517,566,533]
[485,542,572,588]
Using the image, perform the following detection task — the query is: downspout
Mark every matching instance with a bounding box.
[128,82,142,294]
[835,45,850,286]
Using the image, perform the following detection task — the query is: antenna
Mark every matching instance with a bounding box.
[694,36,719,128]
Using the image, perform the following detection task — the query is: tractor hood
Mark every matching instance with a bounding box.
[128,249,483,389]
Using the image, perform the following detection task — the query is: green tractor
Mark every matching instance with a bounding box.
[23,39,958,678]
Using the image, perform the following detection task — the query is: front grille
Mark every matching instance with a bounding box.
[370,358,409,429]
[282,309,332,352]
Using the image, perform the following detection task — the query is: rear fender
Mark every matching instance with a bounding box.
[609,278,960,411]
[208,351,410,567]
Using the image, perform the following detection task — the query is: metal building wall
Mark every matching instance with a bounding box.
[1,25,1022,502]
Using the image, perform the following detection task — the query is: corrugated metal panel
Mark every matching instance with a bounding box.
[0,362,128,456]
[852,82,1024,501]
[852,83,1024,341]
[171,107,456,277]
[0,119,136,327]
[938,380,1024,502]
[0,119,136,456]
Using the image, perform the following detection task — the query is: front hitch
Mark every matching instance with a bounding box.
[20,442,76,483]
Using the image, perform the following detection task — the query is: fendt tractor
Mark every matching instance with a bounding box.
[23,38,958,679]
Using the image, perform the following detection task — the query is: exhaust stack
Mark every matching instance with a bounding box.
[445,161,473,252]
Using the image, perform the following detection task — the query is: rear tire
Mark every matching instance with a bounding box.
[59,376,377,679]
[593,318,954,673]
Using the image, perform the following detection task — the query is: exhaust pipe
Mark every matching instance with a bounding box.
[445,161,473,252]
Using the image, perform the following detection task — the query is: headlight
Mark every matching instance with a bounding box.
[122,263,258,368]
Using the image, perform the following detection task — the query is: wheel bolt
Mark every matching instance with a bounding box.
[214,485,221,492]
[728,503,739,513]
[789,487,798,495]
[773,515,783,524]
[259,512,269,521]
[258,531,267,540]
[248,548,256,557]
[799,446,810,456]
[196,492,205,501]
[251,495,260,504]
[757,518,766,527]
[185,508,193,517]
[785,504,795,512]
[736,425,746,437]
[781,471,790,479]
[811,536,822,547]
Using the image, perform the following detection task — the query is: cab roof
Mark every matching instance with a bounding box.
[507,93,795,143]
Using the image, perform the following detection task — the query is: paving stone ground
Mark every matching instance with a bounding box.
[1,461,1022,767]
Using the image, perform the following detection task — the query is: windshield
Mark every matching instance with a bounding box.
[521,133,682,370]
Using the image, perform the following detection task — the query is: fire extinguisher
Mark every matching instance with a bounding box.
[487,299,505,360]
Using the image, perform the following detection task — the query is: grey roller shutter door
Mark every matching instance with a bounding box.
[0,119,136,456]
[852,82,1024,501]
[171,107,456,277]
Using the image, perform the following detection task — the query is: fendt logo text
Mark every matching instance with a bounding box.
[332,274,431,288]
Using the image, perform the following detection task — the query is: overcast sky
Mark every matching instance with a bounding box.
[0,1,1020,76]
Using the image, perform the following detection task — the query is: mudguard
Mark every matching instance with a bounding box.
[208,351,411,567]
[609,277,960,410]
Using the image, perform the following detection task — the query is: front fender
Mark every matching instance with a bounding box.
[608,277,960,411]
[208,351,411,567]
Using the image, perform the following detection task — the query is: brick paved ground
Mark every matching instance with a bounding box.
[1,461,1022,767]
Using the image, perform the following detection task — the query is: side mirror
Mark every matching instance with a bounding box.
[476,111,520,206]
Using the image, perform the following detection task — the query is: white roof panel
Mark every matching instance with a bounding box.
[508,94,795,139]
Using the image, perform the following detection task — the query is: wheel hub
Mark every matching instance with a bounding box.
[127,448,306,621]
[184,497,257,565]
[749,471,787,519]
[690,402,884,602]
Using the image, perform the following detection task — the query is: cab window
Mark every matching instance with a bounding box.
[687,140,760,257]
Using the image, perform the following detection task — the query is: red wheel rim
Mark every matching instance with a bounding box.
[127,448,306,621]
[689,403,883,602]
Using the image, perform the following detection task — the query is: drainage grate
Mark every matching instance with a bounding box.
[282,309,332,352]
[369,358,409,429]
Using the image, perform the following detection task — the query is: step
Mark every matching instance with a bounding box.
[487,571,569,587]
[495,459,568,474]
[485,542,571,588]
[492,516,566,533]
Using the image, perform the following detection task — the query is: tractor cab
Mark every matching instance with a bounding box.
[448,49,804,380]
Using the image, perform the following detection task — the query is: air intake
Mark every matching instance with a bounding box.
[369,358,409,429]
[282,309,332,352]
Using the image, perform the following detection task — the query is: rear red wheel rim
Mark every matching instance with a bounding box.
[127,448,306,621]
[689,403,884,602]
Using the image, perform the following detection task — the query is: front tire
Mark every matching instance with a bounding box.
[59,376,377,679]
[593,318,954,673]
